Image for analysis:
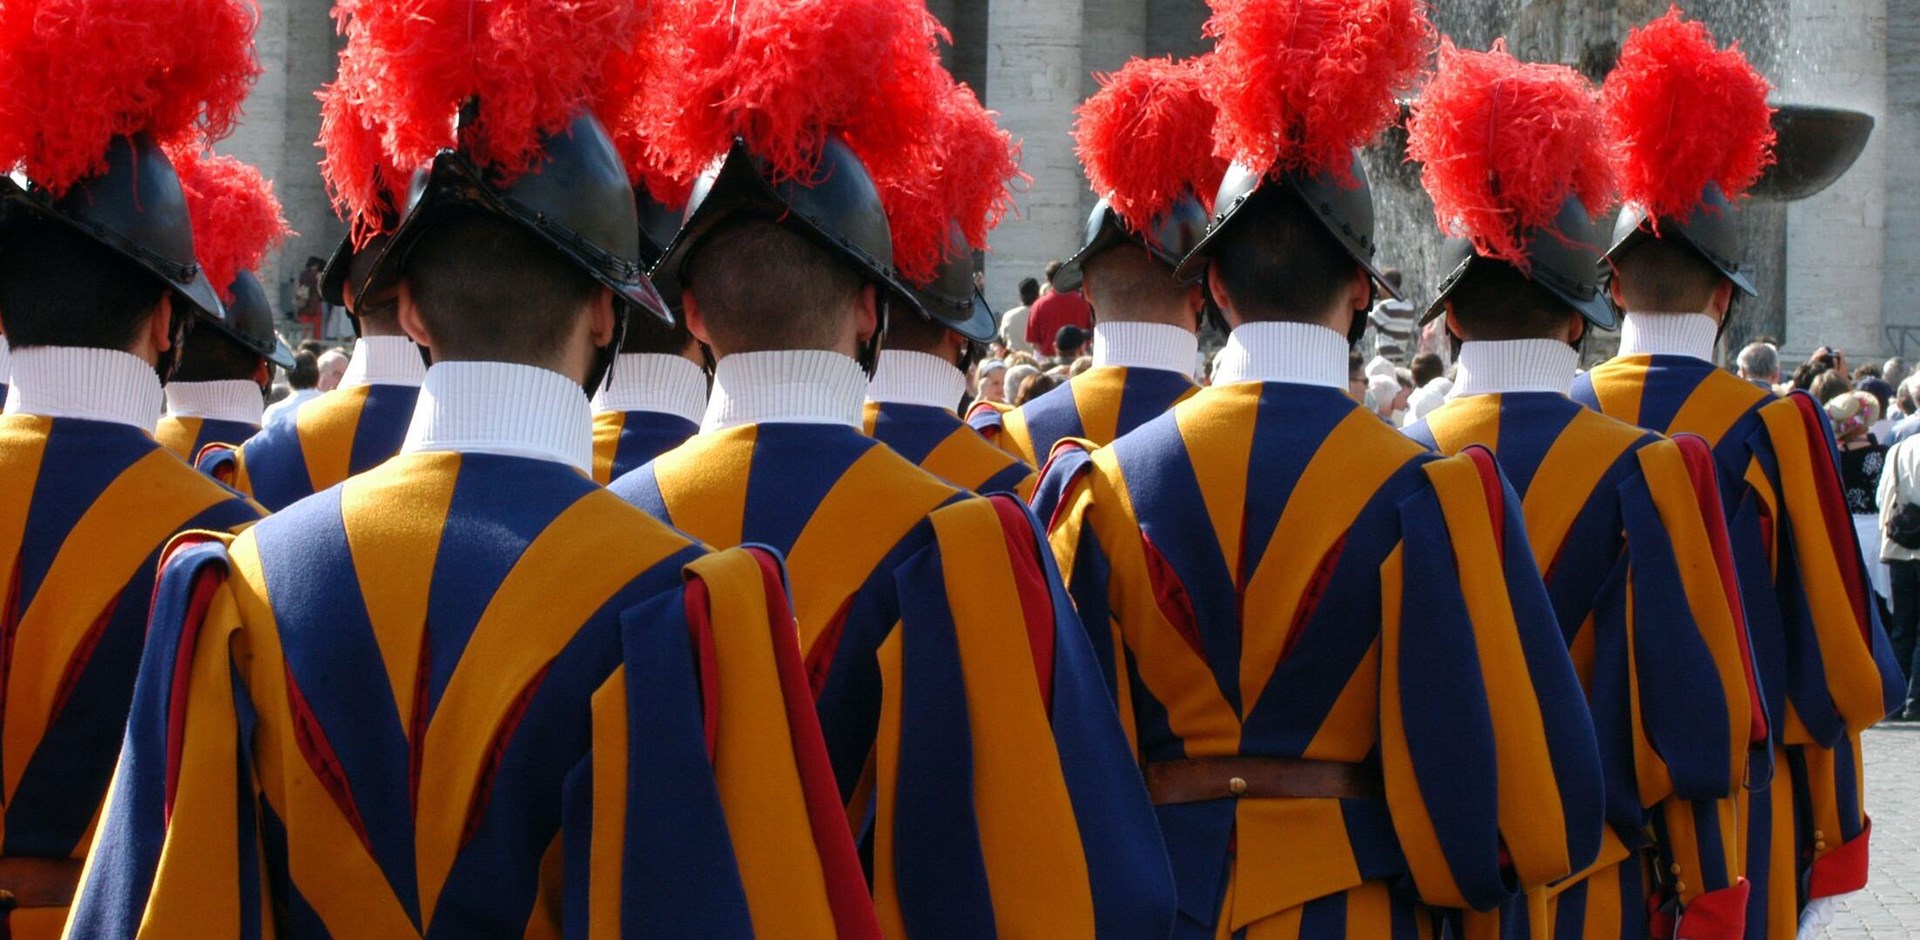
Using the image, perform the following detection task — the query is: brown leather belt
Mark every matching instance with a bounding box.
[1145,756,1383,805]
[0,856,83,910]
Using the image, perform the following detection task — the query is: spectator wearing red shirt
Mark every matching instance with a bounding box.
[1027,260,1093,356]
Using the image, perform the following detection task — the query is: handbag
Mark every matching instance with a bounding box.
[1885,448,1920,549]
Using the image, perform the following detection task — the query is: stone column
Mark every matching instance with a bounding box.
[1884,0,1920,360]
[1784,0,1889,357]
[220,0,341,320]
[984,0,1089,315]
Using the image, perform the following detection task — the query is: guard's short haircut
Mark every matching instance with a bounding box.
[1082,240,1191,325]
[1212,188,1364,325]
[285,350,319,390]
[685,220,865,353]
[1611,237,1725,313]
[620,304,698,356]
[1018,277,1041,305]
[1444,261,1580,342]
[1736,341,1778,380]
[0,219,170,351]
[1410,351,1445,387]
[172,330,266,383]
[404,209,600,364]
[883,305,953,358]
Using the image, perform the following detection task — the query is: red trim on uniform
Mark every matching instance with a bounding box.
[1282,533,1347,665]
[1806,819,1872,900]
[1462,447,1506,557]
[50,597,118,720]
[743,548,884,940]
[1648,895,1677,940]
[1789,393,1874,644]
[1675,434,1767,743]
[1142,532,1203,661]
[683,576,722,761]
[284,661,378,857]
[460,661,552,850]
[805,596,854,699]
[0,559,22,771]
[1036,441,1090,533]
[161,565,221,823]
[991,495,1057,710]
[1674,878,1749,940]
[409,631,431,810]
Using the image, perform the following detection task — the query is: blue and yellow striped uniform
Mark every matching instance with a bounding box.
[591,409,697,486]
[1408,391,1762,940]
[0,415,259,939]
[612,422,1177,937]
[862,400,1036,499]
[201,383,421,511]
[1575,355,1903,940]
[154,415,258,464]
[69,450,876,938]
[967,365,1197,469]
[1045,382,1605,939]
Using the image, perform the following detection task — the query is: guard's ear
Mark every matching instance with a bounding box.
[397,280,435,351]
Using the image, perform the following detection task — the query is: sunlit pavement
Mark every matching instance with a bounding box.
[1822,723,1920,937]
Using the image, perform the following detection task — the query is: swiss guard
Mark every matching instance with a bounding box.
[198,43,428,510]
[863,82,1036,498]
[967,53,1219,470]
[584,120,713,485]
[606,0,1175,933]
[155,150,297,461]
[1403,40,1760,939]
[68,1,872,935]
[588,191,707,484]
[1040,0,1606,935]
[1572,12,1904,939]
[0,0,264,935]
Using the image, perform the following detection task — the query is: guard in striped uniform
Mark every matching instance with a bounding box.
[0,1,264,932]
[1043,5,1605,936]
[70,7,872,936]
[1402,42,1758,939]
[198,62,427,509]
[612,5,1175,933]
[591,193,707,485]
[864,85,1034,498]
[156,150,296,462]
[965,55,1221,471]
[1574,15,1903,938]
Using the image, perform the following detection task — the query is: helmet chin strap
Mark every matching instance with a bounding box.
[857,296,890,380]
[584,304,631,396]
[156,300,195,385]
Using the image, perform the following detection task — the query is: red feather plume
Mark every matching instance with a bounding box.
[168,147,292,303]
[1604,7,1775,219]
[343,0,649,184]
[878,81,1023,286]
[317,37,412,247]
[0,0,260,197]
[1202,0,1434,182]
[639,0,952,194]
[605,0,701,210]
[1074,55,1228,234]
[1408,40,1613,270]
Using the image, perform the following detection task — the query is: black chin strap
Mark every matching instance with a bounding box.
[857,296,890,380]
[155,300,195,385]
[585,305,631,396]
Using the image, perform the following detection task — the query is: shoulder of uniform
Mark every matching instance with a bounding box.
[964,398,1011,429]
